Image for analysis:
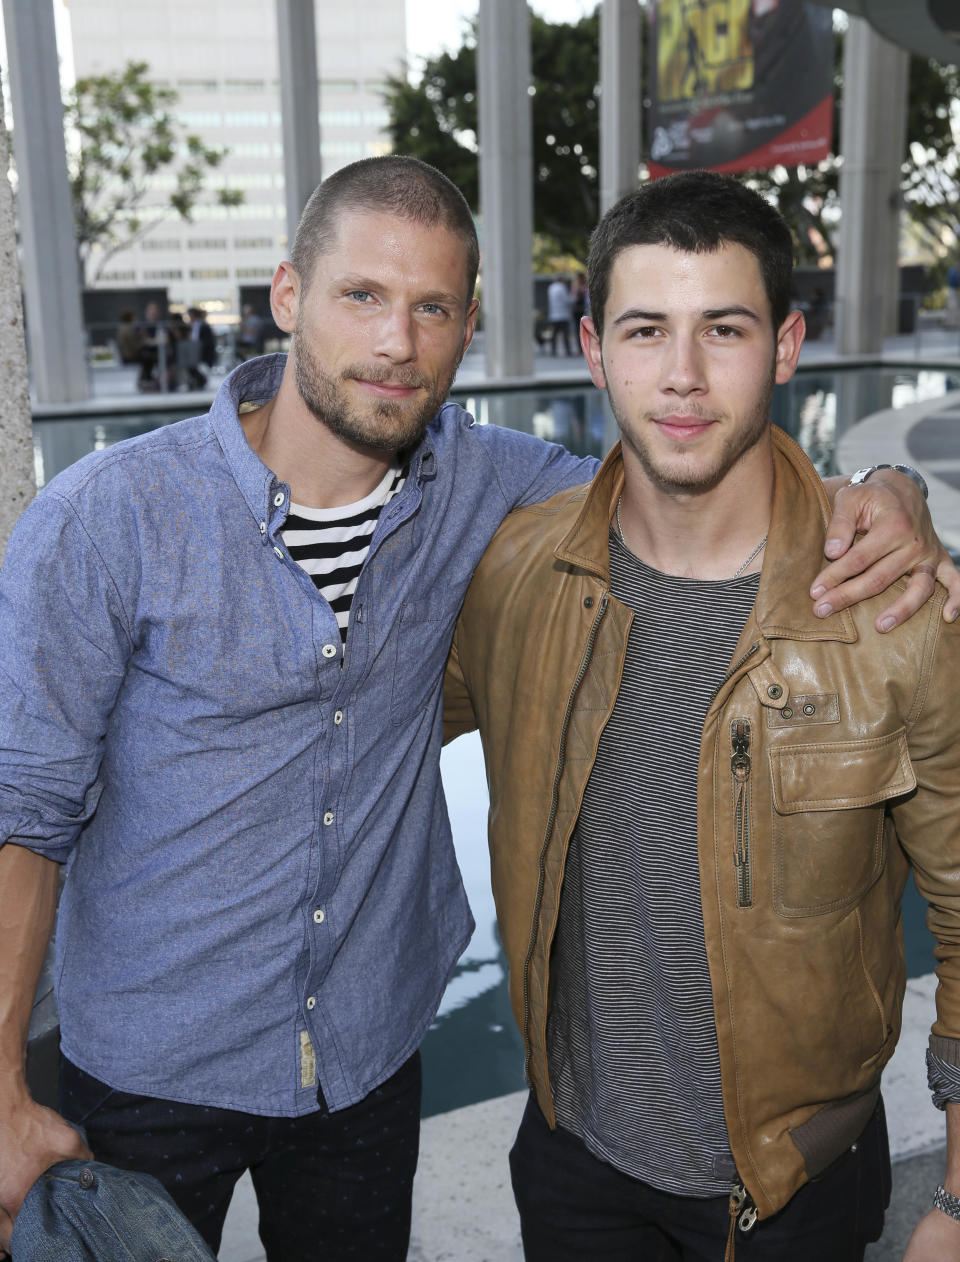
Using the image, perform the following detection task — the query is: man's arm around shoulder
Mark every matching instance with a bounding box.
[0,844,90,1251]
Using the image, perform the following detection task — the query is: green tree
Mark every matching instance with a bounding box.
[383,11,600,262]
[388,11,960,275]
[64,60,243,283]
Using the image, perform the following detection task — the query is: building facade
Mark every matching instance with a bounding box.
[68,0,406,316]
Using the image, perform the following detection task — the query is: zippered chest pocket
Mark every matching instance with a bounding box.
[769,729,915,917]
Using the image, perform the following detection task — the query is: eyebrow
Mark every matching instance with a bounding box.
[612,304,763,326]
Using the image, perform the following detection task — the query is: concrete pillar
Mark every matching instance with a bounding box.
[477,0,534,380]
[0,72,35,550]
[276,0,322,249]
[835,17,910,355]
[3,0,89,405]
[600,0,642,215]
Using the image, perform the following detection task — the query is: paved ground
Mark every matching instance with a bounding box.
[66,327,960,1259]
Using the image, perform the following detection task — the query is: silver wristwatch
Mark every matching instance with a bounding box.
[933,1184,960,1221]
[848,463,928,501]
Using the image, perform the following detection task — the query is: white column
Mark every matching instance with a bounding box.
[3,0,89,404]
[600,0,642,215]
[477,0,534,380]
[0,70,36,549]
[276,0,322,250]
[835,17,909,355]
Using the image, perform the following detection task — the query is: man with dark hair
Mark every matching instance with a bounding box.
[445,171,960,1261]
[0,155,953,1262]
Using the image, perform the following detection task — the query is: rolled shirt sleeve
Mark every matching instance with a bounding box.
[0,488,133,863]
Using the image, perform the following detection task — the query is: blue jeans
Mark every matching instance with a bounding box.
[11,1159,216,1262]
[510,1093,890,1261]
[59,1052,421,1261]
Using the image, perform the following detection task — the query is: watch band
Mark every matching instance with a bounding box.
[933,1184,960,1221]
[848,463,928,501]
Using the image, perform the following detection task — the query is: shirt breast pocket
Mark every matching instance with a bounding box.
[390,595,462,724]
[769,729,916,918]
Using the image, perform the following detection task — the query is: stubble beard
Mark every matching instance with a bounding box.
[611,368,775,497]
[293,320,457,453]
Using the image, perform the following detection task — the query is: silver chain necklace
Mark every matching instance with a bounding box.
[615,495,767,579]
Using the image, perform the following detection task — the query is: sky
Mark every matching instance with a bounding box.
[405,0,596,64]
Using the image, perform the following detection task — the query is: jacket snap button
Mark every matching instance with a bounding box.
[767,684,783,700]
[584,596,594,609]
[78,1168,96,1189]
[802,703,816,716]
[781,706,793,718]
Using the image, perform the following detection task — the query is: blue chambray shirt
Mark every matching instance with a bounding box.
[0,355,597,1117]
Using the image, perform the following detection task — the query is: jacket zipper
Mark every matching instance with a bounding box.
[521,593,609,1082]
[711,642,760,705]
[730,1179,759,1233]
[731,719,753,908]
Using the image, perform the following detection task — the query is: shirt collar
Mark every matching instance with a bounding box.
[554,429,856,645]
[209,354,287,528]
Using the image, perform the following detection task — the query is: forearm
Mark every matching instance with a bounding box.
[0,844,58,1101]
[945,1103,960,1194]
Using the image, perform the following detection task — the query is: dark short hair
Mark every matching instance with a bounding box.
[587,171,794,339]
[291,156,479,305]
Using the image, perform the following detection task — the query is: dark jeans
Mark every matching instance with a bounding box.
[550,319,572,355]
[510,1093,890,1261]
[59,1052,422,1261]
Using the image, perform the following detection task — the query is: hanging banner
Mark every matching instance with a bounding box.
[647,0,834,177]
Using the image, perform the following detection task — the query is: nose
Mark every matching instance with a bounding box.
[659,334,706,396]
[372,305,417,363]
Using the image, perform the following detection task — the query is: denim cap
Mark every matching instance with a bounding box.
[10,1160,216,1261]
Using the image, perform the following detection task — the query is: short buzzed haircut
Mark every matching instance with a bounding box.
[291,156,480,304]
[587,171,795,339]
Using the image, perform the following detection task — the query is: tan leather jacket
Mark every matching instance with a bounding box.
[443,428,960,1220]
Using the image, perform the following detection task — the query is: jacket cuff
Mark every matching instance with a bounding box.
[927,1041,960,1110]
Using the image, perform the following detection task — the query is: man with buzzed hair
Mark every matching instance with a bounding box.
[0,155,953,1262]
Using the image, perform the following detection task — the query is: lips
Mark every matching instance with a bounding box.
[353,379,420,398]
[652,414,716,442]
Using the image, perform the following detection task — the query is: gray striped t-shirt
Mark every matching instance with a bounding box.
[547,528,759,1196]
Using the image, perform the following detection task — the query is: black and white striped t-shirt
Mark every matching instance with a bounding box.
[281,464,405,642]
[547,529,759,1196]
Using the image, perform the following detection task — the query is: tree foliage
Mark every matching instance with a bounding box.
[386,11,960,274]
[64,60,243,282]
[383,12,600,262]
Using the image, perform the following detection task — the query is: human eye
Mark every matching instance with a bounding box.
[708,323,742,339]
[417,300,452,319]
[345,289,374,303]
[627,325,661,340]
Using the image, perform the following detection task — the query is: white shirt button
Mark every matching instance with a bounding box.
[306,996,316,1010]
[273,546,284,560]
[273,491,285,507]
[323,811,334,826]
[333,710,343,725]
[321,644,337,659]
[259,521,266,534]
[313,908,325,924]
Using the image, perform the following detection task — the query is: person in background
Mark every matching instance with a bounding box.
[114,309,142,366]
[547,273,574,356]
[570,271,588,353]
[186,307,217,389]
[236,303,266,362]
